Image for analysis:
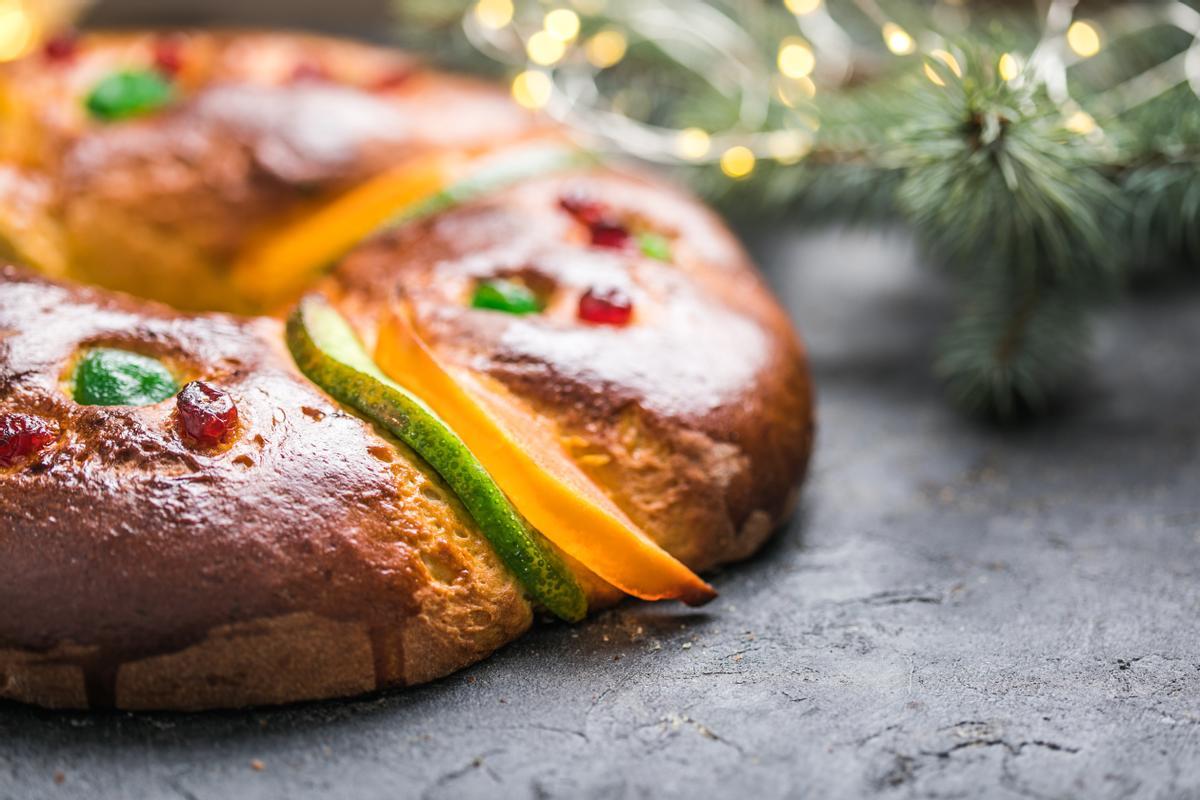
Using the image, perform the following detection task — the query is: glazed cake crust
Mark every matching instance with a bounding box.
[0,31,813,710]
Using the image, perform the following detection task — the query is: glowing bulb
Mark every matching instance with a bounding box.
[777,38,815,79]
[720,146,756,179]
[527,30,567,65]
[512,70,553,109]
[0,2,35,63]
[924,49,961,86]
[932,49,962,77]
[544,8,581,42]
[1067,21,1101,58]
[998,52,1022,82]
[1065,110,1096,134]
[675,127,711,160]
[784,0,821,16]
[585,29,627,69]
[473,0,514,30]
[767,130,812,165]
[882,23,915,56]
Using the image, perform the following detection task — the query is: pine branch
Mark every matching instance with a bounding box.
[936,273,1090,417]
[392,0,1200,416]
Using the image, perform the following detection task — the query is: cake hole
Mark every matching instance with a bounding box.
[420,551,458,584]
[420,485,447,505]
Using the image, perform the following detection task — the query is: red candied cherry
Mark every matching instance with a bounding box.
[559,193,632,250]
[589,219,632,250]
[152,36,186,77]
[42,31,79,63]
[372,68,414,92]
[578,286,634,326]
[0,413,58,467]
[559,193,607,226]
[176,381,239,447]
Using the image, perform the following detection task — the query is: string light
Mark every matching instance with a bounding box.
[511,69,553,109]
[783,0,821,16]
[585,29,627,69]
[882,23,915,56]
[527,30,567,65]
[998,52,1022,82]
[465,0,1199,180]
[675,127,711,160]
[720,145,756,178]
[544,8,581,42]
[777,37,815,79]
[1067,21,1101,58]
[474,0,514,30]
[0,0,36,62]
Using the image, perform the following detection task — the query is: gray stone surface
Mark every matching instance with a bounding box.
[2,225,1199,800]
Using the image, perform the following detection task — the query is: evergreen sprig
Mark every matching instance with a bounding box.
[394,0,1200,417]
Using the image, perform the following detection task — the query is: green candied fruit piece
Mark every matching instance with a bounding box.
[85,70,175,121]
[471,279,542,315]
[637,232,673,262]
[286,295,587,622]
[73,348,179,406]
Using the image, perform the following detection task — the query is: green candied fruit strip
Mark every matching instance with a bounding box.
[86,70,175,121]
[285,295,587,623]
[637,232,673,262]
[73,348,178,406]
[471,279,542,315]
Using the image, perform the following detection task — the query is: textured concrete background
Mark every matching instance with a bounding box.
[2,223,1199,799]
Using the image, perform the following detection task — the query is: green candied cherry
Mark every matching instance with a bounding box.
[637,231,673,262]
[85,69,175,121]
[73,348,178,406]
[286,295,586,622]
[471,278,542,315]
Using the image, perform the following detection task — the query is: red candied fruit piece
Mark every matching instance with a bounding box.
[578,286,634,326]
[559,192,633,250]
[559,193,607,226]
[589,220,632,249]
[42,31,79,63]
[177,381,239,447]
[152,36,186,77]
[0,413,58,467]
[372,68,414,92]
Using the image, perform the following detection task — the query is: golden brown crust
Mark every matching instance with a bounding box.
[0,31,813,710]
[328,167,814,572]
[0,31,546,311]
[0,265,533,709]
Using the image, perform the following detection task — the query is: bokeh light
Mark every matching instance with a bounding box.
[544,8,581,42]
[882,23,915,56]
[585,29,626,69]
[720,145,756,178]
[474,0,514,30]
[1067,21,1101,58]
[777,38,815,79]
[674,127,711,160]
[512,69,553,109]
